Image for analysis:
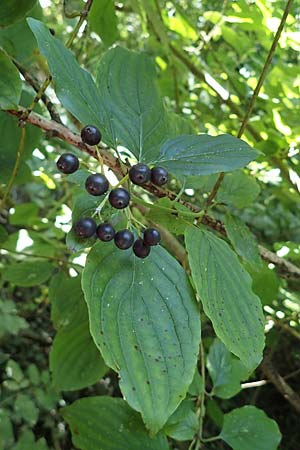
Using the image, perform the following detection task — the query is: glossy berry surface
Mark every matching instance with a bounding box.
[85,173,109,196]
[114,229,134,250]
[109,188,130,209]
[74,217,96,238]
[56,153,79,174]
[81,125,102,146]
[129,163,151,186]
[96,223,115,242]
[133,238,151,258]
[143,228,161,246]
[151,166,169,186]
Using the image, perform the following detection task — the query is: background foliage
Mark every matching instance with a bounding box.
[0,1,300,449]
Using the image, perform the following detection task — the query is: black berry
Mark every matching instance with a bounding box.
[114,229,134,250]
[109,188,130,209]
[81,125,102,146]
[143,228,161,246]
[133,238,151,258]
[96,223,115,242]
[56,153,79,174]
[85,173,109,196]
[129,163,151,186]
[74,217,96,238]
[151,167,169,186]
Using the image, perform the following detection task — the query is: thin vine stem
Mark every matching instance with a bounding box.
[0,127,26,211]
[206,0,294,207]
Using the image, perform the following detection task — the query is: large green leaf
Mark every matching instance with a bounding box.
[206,339,251,399]
[217,170,261,209]
[82,242,201,432]
[224,213,262,269]
[185,227,265,369]
[2,260,54,287]
[89,0,119,46]
[0,50,22,109]
[62,396,169,450]
[96,46,169,161]
[220,406,282,450]
[49,273,107,390]
[154,134,259,176]
[27,18,107,139]
[0,0,36,27]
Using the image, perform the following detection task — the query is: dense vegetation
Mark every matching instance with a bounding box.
[0,1,299,449]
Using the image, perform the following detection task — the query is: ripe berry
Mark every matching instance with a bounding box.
[133,238,151,258]
[109,188,130,209]
[85,173,109,196]
[114,229,134,250]
[151,167,169,186]
[129,163,151,186]
[74,217,96,238]
[81,125,102,146]
[143,228,161,246]
[96,223,115,242]
[56,153,79,174]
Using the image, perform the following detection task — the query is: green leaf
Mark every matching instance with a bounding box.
[14,430,48,450]
[163,399,198,441]
[2,260,54,287]
[50,321,108,391]
[62,396,169,450]
[6,359,24,382]
[246,263,280,306]
[0,225,8,245]
[0,300,28,338]
[185,227,265,369]
[224,213,262,269]
[0,0,37,27]
[9,202,39,226]
[188,370,203,396]
[96,46,169,161]
[27,18,105,136]
[145,198,194,235]
[82,242,201,432]
[207,339,251,399]
[14,393,39,426]
[155,134,259,176]
[217,170,261,209]
[220,406,282,450]
[89,0,119,46]
[0,412,14,449]
[0,50,22,109]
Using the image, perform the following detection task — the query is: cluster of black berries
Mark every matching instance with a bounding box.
[56,125,167,258]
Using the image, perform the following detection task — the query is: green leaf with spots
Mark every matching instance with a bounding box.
[82,243,201,433]
[154,135,259,176]
[62,396,169,450]
[185,227,265,370]
[2,260,54,287]
[224,213,262,269]
[220,406,281,450]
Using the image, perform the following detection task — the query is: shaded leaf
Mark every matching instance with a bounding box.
[217,170,260,209]
[89,0,119,46]
[82,242,201,432]
[3,260,54,287]
[0,50,22,109]
[0,0,36,27]
[163,399,198,441]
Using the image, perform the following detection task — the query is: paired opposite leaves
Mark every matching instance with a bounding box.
[155,134,259,176]
[185,227,265,369]
[82,242,201,433]
[62,396,169,450]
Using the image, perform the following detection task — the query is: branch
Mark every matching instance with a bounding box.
[5,107,300,280]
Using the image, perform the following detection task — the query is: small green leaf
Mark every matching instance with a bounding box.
[96,46,169,161]
[246,263,280,306]
[0,225,9,245]
[163,399,198,441]
[0,300,28,338]
[155,134,259,176]
[6,359,24,382]
[50,321,108,391]
[82,242,201,432]
[0,412,14,449]
[224,213,262,269]
[0,50,22,109]
[188,370,203,396]
[14,394,39,426]
[207,339,251,399]
[27,18,105,136]
[89,0,119,46]
[220,406,282,450]
[62,396,169,450]
[0,0,37,27]
[185,227,265,369]
[13,430,48,450]
[9,202,39,226]
[217,170,260,208]
[146,198,194,235]
[3,260,54,287]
